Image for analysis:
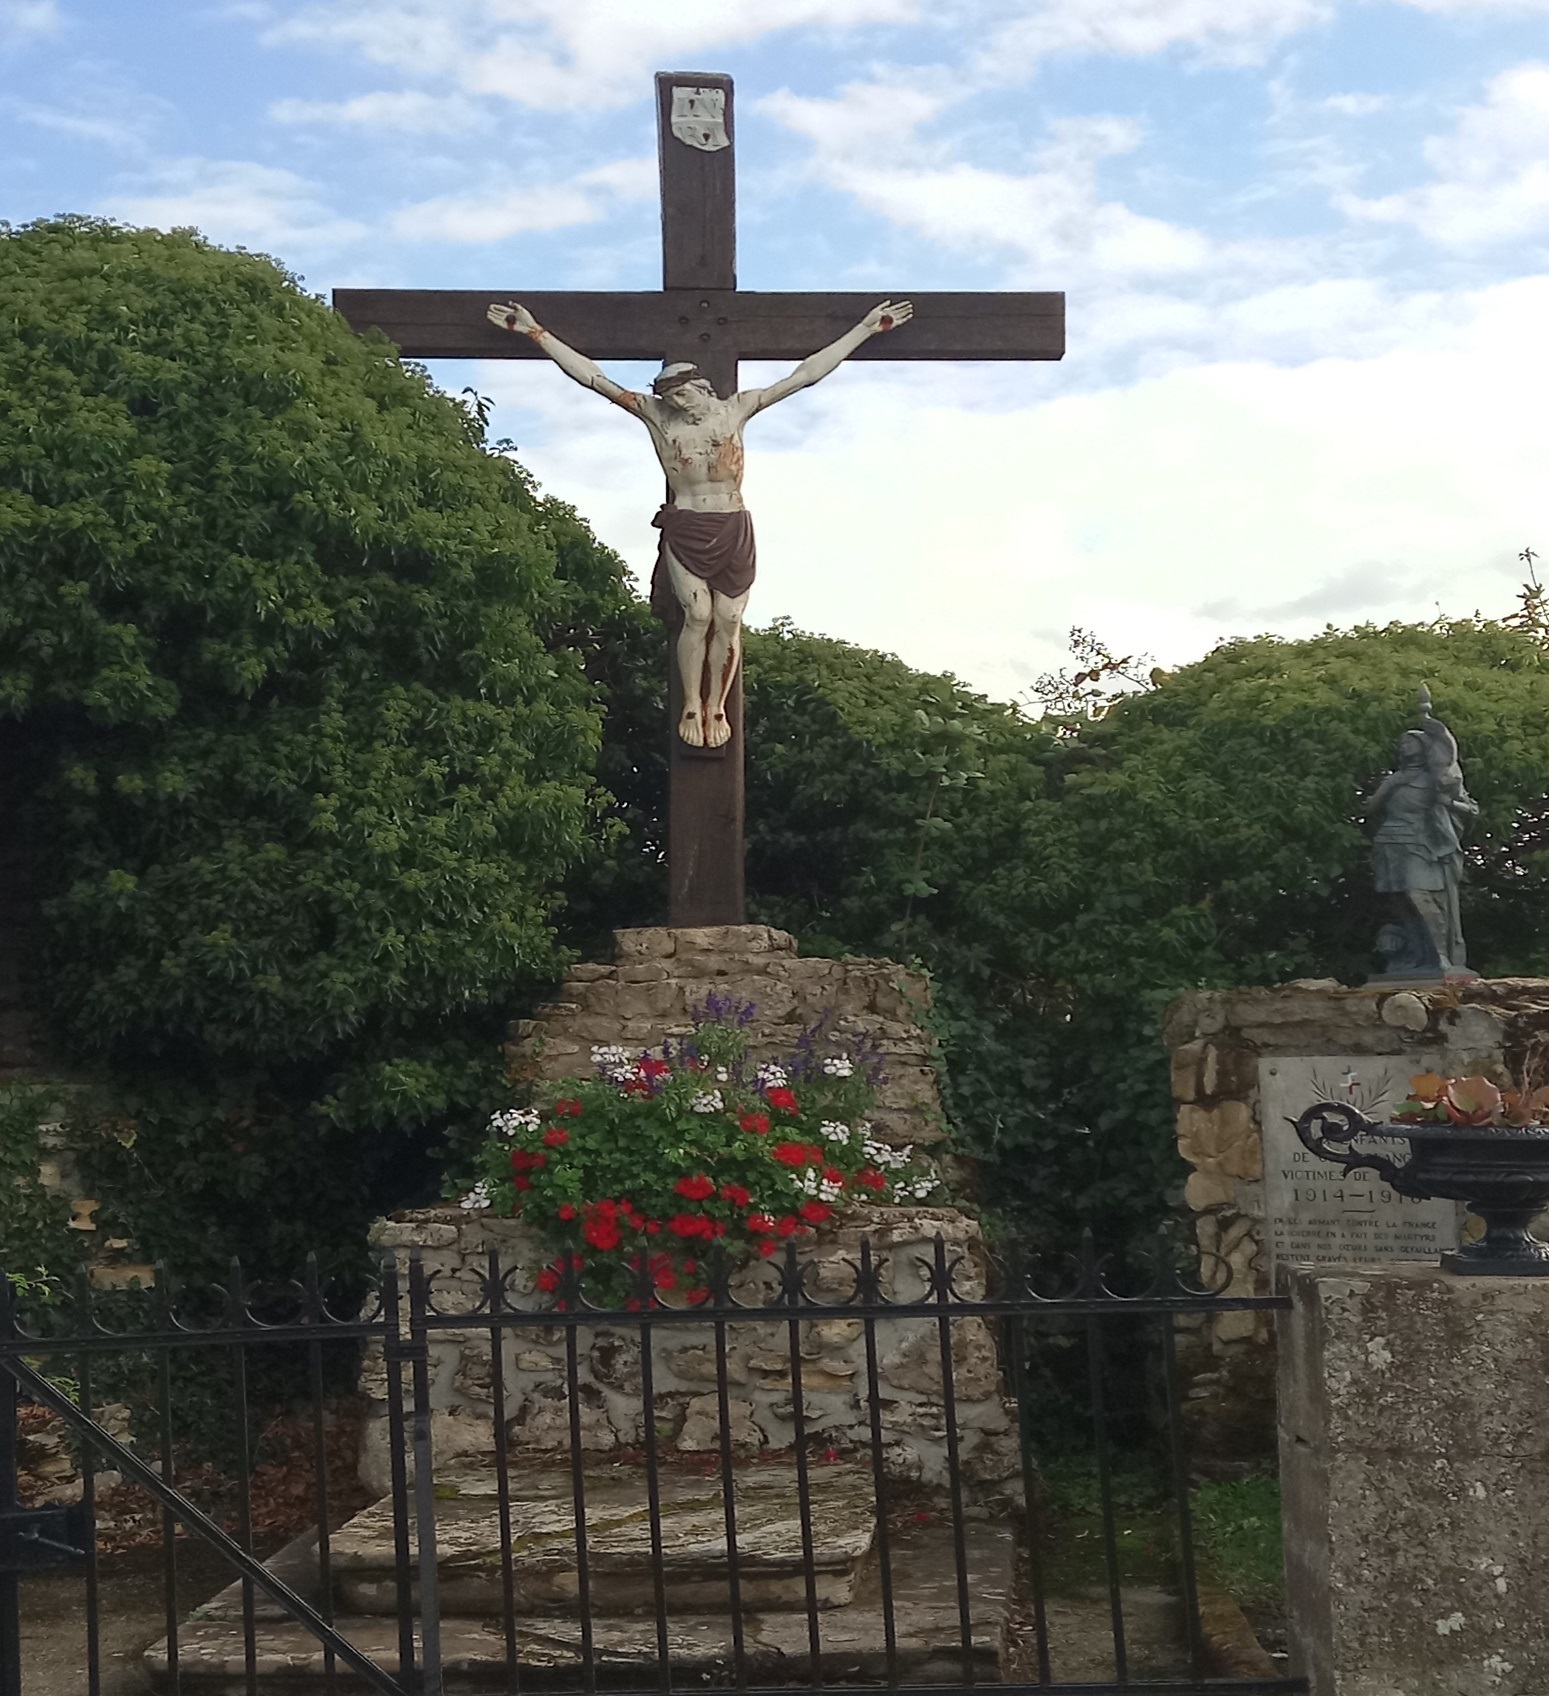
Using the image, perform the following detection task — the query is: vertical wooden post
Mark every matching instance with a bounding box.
[655,71,746,927]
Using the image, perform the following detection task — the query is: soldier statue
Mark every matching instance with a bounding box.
[1362,686,1479,980]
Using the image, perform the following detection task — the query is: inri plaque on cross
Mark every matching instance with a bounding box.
[336,71,1064,927]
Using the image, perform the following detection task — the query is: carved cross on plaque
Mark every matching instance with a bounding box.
[336,71,1064,927]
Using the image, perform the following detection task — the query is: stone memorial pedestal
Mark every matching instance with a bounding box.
[1163,977,1549,1469]
[1279,1264,1549,1696]
[508,924,950,1159]
[148,929,1017,1687]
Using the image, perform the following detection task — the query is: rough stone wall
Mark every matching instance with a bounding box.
[1279,1264,1549,1695]
[508,926,946,1153]
[361,1204,1019,1498]
[1163,977,1549,1469]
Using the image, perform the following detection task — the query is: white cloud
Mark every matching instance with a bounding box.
[764,84,1216,283]
[1342,62,1549,246]
[1392,0,1549,12]
[0,0,57,41]
[101,158,368,252]
[264,0,1339,116]
[391,154,652,241]
[1323,92,1390,115]
[266,0,920,110]
[4,95,151,149]
[973,0,1331,78]
[488,276,1549,702]
[270,90,490,132]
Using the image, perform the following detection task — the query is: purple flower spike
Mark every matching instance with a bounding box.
[692,989,758,1029]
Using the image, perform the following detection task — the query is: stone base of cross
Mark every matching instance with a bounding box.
[337,72,1063,927]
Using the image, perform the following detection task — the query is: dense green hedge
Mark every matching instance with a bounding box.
[0,217,635,1286]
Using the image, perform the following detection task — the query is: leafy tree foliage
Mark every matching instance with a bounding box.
[727,619,1549,1247]
[0,217,635,1283]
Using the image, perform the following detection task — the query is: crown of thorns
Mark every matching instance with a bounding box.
[652,362,707,395]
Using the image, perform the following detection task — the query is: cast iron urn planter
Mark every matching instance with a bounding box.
[1294,1101,1549,1276]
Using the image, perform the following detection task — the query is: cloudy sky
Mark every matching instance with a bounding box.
[4,0,1548,702]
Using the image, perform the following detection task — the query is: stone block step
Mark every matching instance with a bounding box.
[151,1518,1014,1691]
[332,1460,878,1616]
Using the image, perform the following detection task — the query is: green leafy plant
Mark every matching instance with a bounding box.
[1191,1474,1284,1607]
[0,1087,82,1295]
[460,1001,941,1303]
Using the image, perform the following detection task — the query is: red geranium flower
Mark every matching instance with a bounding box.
[758,1240,779,1258]
[646,1219,661,1234]
[773,1141,810,1167]
[667,1212,714,1240]
[536,1266,561,1292]
[638,1057,671,1079]
[765,1086,799,1115]
[720,1182,751,1208]
[740,1112,771,1136]
[776,1214,801,1238]
[553,1097,584,1117]
[746,1212,775,1234]
[513,1174,533,1192]
[584,1215,622,1250]
[510,1148,546,1172]
[675,1173,715,1201]
[798,1200,832,1224]
[542,1127,569,1148]
[557,1202,577,1221]
[855,1167,886,1191]
[822,1166,845,1186]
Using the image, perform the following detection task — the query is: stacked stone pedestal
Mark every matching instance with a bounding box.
[158,1203,1021,1690]
[508,925,948,1157]
[143,926,1019,1687]
[1163,977,1549,1471]
[359,1203,1020,1495]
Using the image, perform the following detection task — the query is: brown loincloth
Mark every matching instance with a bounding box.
[650,504,756,617]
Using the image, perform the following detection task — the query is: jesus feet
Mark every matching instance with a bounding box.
[678,705,706,746]
[705,711,732,748]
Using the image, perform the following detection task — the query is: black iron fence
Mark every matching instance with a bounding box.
[1,1236,1302,1696]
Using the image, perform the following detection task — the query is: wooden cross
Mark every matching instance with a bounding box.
[336,71,1063,929]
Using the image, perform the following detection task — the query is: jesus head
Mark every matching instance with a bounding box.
[652,362,717,413]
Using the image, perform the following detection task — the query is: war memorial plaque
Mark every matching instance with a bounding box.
[1259,1055,1463,1269]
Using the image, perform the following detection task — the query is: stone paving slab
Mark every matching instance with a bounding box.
[330,1461,877,1615]
[147,1518,1014,1691]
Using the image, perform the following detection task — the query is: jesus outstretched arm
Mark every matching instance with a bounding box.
[484,302,646,412]
[737,300,914,417]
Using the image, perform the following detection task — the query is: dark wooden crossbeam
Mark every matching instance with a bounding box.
[335,70,1065,930]
[333,289,1066,365]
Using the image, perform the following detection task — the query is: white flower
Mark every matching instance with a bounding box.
[756,1061,789,1088]
[459,1182,492,1211]
[800,1167,823,1195]
[905,1177,938,1200]
[690,1090,724,1114]
[591,1044,635,1067]
[489,1107,540,1138]
[819,1177,844,1203]
[819,1120,852,1146]
[822,1055,854,1078]
[715,1066,730,1083]
[862,1135,911,1170]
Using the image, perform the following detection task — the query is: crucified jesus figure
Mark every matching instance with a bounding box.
[486,298,913,747]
